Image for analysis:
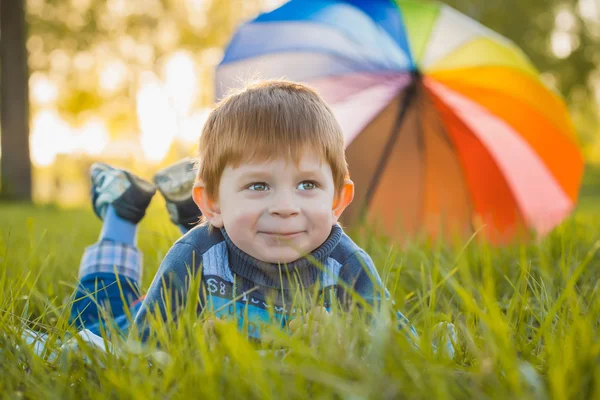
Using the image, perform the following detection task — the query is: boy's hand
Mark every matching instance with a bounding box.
[288,306,331,345]
[202,317,227,347]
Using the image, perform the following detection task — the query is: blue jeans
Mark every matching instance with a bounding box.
[69,240,145,337]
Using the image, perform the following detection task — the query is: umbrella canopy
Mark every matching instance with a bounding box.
[215,0,584,243]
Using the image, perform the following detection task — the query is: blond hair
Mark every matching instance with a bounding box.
[197,80,348,200]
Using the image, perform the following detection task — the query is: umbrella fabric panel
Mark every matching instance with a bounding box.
[430,67,574,136]
[342,0,413,56]
[428,80,574,235]
[228,0,411,70]
[396,0,440,64]
[309,72,411,146]
[215,52,377,100]
[427,86,527,241]
[419,5,520,69]
[342,95,405,226]
[221,22,408,70]
[332,82,409,146]
[427,37,537,75]
[367,100,423,238]
[419,92,473,239]
[431,69,583,201]
[307,71,405,103]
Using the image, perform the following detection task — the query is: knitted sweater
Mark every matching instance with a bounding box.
[132,224,412,341]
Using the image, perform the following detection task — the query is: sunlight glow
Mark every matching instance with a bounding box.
[163,51,198,116]
[31,111,110,166]
[551,31,576,59]
[49,49,71,73]
[136,73,178,163]
[76,118,109,156]
[99,60,128,94]
[107,0,129,17]
[157,21,180,50]
[104,138,141,159]
[73,51,95,71]
[578,0,599,20]
[551,6,581,60]
[179,108,210,143]
[184,0,210,29]
[31,110,74,167]
[30,73,59,105]
[185,0,209,13]
[555,8,577,31]
[30,48,211,165]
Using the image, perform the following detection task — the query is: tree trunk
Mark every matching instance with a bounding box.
[0,0,32,201]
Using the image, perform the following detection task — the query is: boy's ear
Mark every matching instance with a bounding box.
[332,179,354,223]
[192,180,223,228]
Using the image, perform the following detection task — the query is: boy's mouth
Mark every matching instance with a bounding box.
[259,231,304,239]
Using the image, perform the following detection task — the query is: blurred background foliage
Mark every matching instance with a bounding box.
[1,0,599,205]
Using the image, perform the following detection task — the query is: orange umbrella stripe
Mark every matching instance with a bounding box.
[418,92,473,240]
[425,86,528,242]
[429,67,576,139]
[428,72,584,202]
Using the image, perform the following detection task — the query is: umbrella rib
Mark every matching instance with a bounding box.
[363,73,419,215]
[420,88,477,235]
[413,91,426,234]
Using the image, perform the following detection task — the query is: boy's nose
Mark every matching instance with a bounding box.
[268,192,300,218]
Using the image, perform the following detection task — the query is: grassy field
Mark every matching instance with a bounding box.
[1,166,599,399]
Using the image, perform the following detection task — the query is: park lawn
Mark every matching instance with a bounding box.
[1,174,599,399]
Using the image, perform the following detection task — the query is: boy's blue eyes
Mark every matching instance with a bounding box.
[248,183,269,191]
[297,181,316,190]
[247,181,318,191]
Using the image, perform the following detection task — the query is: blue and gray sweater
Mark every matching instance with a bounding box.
[132,224,415,341]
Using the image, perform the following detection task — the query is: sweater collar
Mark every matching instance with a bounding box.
[220,225,342,289]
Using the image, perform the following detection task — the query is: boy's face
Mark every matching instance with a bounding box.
[194,153,354,264]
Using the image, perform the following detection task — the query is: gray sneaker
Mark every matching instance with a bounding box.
[90,163,156,223]
[153,158,201,227]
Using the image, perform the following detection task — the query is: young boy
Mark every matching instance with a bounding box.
[131,80,414,342]
[71,80,449,352]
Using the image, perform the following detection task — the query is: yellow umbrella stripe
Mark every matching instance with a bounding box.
[425,37,538,77]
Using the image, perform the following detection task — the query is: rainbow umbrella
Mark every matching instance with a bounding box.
[215,0,584,243]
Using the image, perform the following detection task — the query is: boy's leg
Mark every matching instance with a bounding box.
[70,163,156,336]
[153,158,202,234]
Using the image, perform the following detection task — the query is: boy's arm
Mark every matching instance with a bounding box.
[336,250,420,344]
[130,242,202,342]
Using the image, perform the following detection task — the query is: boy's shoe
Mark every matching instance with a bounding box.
[153,158,201,227]
[90,163,157,223]
[432,321,457,361]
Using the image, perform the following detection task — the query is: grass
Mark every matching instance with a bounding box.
[1,168,600,399]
